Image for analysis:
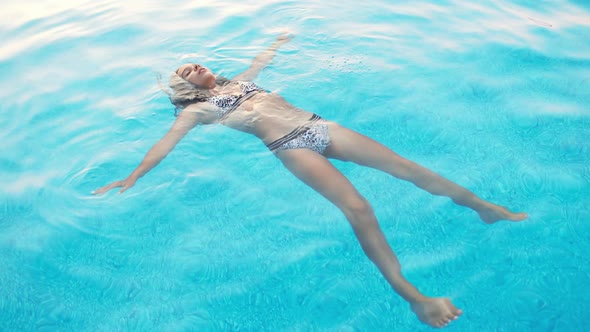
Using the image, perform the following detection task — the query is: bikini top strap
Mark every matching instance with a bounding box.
[217,90,260,122]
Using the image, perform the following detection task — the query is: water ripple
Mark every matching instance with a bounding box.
[2,0,590,330]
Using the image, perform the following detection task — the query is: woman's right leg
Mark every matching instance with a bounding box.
[323,123,527,223]
[276,148,462,328]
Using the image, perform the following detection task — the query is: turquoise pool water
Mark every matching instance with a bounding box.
[1,0,589,330]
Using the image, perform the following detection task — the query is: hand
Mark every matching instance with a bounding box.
[93,177,136,195]
[275,32,295,45]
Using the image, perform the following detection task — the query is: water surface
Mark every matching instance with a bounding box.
[1,0,589,331]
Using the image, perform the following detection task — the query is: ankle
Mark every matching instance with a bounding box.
[453,193,483,209]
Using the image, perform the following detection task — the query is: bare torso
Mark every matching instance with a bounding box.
[188,82,320,144]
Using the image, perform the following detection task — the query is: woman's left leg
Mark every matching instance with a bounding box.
[323,123,527,223]
[275,148,461,327]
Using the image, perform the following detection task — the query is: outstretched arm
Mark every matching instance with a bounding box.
[232,33,294,82]
[93,111,202,194]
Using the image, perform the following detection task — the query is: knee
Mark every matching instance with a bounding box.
[392,158,416,181]
[341,196,374,222]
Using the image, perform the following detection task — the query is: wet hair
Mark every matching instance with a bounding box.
[161,72,231,116]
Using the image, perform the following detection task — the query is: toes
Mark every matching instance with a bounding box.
[509,212,528,221]
[448,303,463,316]
[446,298,460,311]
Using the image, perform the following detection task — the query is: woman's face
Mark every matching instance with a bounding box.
[176,63,216,89]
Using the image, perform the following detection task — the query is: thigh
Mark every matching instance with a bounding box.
[275,148,364,209]
[324,123,414,177]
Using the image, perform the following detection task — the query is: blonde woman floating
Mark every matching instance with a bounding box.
[95,33,527,328]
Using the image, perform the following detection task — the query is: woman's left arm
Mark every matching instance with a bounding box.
[232,33,294,81]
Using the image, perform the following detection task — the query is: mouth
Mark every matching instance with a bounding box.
[198,67,205,74]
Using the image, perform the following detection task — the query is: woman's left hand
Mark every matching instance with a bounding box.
[275,32,295,45]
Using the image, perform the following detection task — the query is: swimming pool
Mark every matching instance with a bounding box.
[1,0,589,330]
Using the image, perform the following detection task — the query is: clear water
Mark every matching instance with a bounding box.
[1,0,589,331]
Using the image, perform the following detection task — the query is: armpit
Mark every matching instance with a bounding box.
[182,103,218,125]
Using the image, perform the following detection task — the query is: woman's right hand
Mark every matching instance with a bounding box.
[93,177,137,195]
[275,32,295,45]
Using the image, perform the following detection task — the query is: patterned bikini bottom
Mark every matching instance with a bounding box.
[266,114,331,154]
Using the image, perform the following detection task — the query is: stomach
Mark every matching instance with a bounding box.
[221,92,321,144]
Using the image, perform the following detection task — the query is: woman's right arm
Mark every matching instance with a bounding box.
[93,110,202,195]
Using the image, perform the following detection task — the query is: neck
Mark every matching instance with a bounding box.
[209,82,232,97]
[197,84,217,97]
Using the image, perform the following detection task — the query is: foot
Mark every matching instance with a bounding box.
[410,297,462,328]
[477,202,528,224]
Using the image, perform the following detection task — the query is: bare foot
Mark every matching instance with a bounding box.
[411,297,462,328]
[477,202,528,224]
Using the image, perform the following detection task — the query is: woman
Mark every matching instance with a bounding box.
[94,33,527,328]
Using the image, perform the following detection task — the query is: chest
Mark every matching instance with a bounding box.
[209,82,265,119]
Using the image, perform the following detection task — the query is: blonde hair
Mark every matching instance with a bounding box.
[159,72,231,116]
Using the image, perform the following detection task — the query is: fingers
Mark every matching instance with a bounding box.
[92,181,122,195]
[119,184,132,193]
[276,31,295,42]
